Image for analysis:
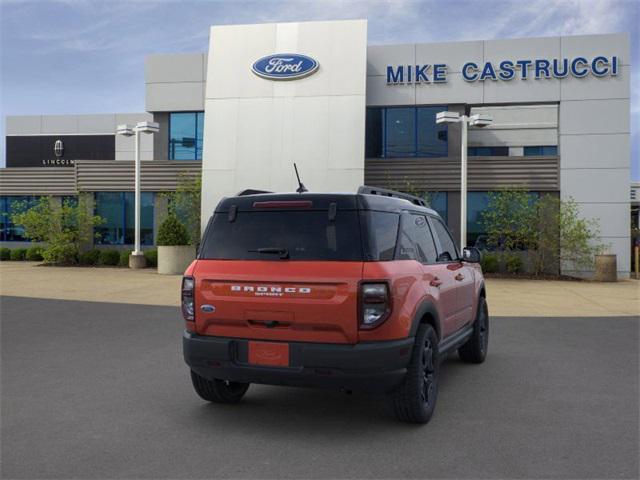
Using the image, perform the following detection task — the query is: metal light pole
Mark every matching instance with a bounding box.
[116,121,159,268]
[436,111,492,249]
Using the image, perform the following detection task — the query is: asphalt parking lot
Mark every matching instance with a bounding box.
[1,296,638,479]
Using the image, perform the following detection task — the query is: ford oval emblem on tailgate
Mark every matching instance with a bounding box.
[201,304,215,313]
[252,53,319,80]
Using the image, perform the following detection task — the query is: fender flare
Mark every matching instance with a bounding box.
[409,301,442,340]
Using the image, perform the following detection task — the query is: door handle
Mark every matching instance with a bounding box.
[455,273,465,281]
[430,277,443,287]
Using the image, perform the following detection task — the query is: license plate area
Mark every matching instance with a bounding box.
[248,341,290,367]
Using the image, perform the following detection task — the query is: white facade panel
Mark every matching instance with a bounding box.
[576,203,629,238]
[560,134,629,169]
[145,53,205,83]
[201,20,367,226]
[415,73,483,104]
[483,77,561,103]
[41,115,78,134]
[560,99,629,135]
[6,116,42,135]
[366,44,415,77]
[146,82,205,112]
[560,168,629,203]
[468,128,557,147]
[415,40,484,73]
[366,76,415,106]
[560,65,630,101]
[483,36,561,64]
[77,114,116,134]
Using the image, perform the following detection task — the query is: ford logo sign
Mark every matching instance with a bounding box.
[252,53,319,81]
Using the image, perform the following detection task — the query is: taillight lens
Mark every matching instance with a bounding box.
[182,276,195,321]
[360,282,391,329]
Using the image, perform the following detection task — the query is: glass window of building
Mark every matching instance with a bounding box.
[365,106,448,158]
[0,196,39,242]
[169,112,204,160]
[524,145,558,156]
[468,146,509,156]
[95,192,154,245]
[427,192,448,222]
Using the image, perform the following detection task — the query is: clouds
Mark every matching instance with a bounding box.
[0,0,638,174]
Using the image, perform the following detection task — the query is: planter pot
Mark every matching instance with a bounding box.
[594,254,617,282]
[157,245,195,275]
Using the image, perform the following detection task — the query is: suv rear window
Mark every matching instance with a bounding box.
[199,211,363,261]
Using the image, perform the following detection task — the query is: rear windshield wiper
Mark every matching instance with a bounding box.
[248,247,290,259]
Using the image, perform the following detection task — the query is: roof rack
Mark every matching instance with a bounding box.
[236,189,272,196]
[357,185,428,207]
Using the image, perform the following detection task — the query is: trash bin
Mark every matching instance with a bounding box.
[594,254,617,282]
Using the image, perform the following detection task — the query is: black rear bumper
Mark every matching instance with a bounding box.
[183,331,414,393]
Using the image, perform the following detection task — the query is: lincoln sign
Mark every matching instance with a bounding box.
[386,55,620,84]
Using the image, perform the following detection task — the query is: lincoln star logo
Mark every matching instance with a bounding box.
[54,139,64,158]
[252,54,319,80]
[231,285,311,297]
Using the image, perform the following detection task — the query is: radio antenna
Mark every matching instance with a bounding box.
[294,163,308,193]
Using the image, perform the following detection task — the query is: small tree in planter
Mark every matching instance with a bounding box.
[157,214,194,274]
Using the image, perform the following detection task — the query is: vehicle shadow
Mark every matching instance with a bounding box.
[184,355,471,436]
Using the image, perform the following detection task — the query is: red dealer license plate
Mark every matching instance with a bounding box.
[248,341,290,367]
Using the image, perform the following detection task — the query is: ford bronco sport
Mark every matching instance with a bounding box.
[182,186,488,423]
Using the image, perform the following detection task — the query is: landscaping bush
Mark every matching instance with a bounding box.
[79,249,101,266]
[0,248,10,261]
[157,214,190,246]
[119,250,130,267]
[505,253,524,274]
[25,246,44,261]
[98,249,120,266]
[481,253,499,273]
[43,244,78,265]
[144,249,158,268]
[10,248,27,261]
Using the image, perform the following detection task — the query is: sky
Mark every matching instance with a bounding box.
[1,0,638,178]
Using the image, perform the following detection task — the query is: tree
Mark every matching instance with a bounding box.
[11,196,104,265]
[164,173,201,245]
[480,188,537,252]
[157,214,190,246]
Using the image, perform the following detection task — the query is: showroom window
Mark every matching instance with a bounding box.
[365,106,448,158]
[427,192,448,222]
[467,191,540,249]
[169,112,204,160]
[468,146,509,156]
[0,196,39,242]
[524,146,558,156]
[94,192,154,245]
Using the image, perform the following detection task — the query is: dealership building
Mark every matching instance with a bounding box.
[0,20,632,277]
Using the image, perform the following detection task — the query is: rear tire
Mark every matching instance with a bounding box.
[458,296,489,364]
[190,370,250,404]
[388,324,439,424]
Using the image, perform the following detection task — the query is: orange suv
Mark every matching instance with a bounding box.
[182,186,488,423]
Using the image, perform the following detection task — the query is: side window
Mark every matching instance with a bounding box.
[396,214,438,263]
[366,211,399,261]
[430,217,459,262]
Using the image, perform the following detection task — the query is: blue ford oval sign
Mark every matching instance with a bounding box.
[252,53,319,80]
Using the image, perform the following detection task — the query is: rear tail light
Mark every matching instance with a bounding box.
[182,276,195,321]
[359,282,391,329]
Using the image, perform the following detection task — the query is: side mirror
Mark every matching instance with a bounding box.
[462,247,481,263]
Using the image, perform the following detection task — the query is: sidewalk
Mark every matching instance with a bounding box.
[0,262,638,317]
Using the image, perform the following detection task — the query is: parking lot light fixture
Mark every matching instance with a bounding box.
[436,111,492,249]
[116,121,159,268]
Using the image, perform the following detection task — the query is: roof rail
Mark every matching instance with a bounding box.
[236,189,272,196]
[357,185,428,207]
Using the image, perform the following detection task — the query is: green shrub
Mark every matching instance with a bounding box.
[42,244,78,265]
[144,249,158,268]
[79,249,101,266]
[0,248,10,261]
[99,249,121,266]
[25,246,44,261]
[119,250,130,267]
[481,253,499,273]
[157,214,190,246]
[10,248,27,261]
[505,253,524,274]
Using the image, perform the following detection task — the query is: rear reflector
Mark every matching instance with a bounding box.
[253,200,313,209]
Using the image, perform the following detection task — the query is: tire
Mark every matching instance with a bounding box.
[458,296,489,364]
[388,324,439,424]
[190,370,250,404]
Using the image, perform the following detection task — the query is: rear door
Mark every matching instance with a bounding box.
[193,205,363,344]
[428,216,475,331]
